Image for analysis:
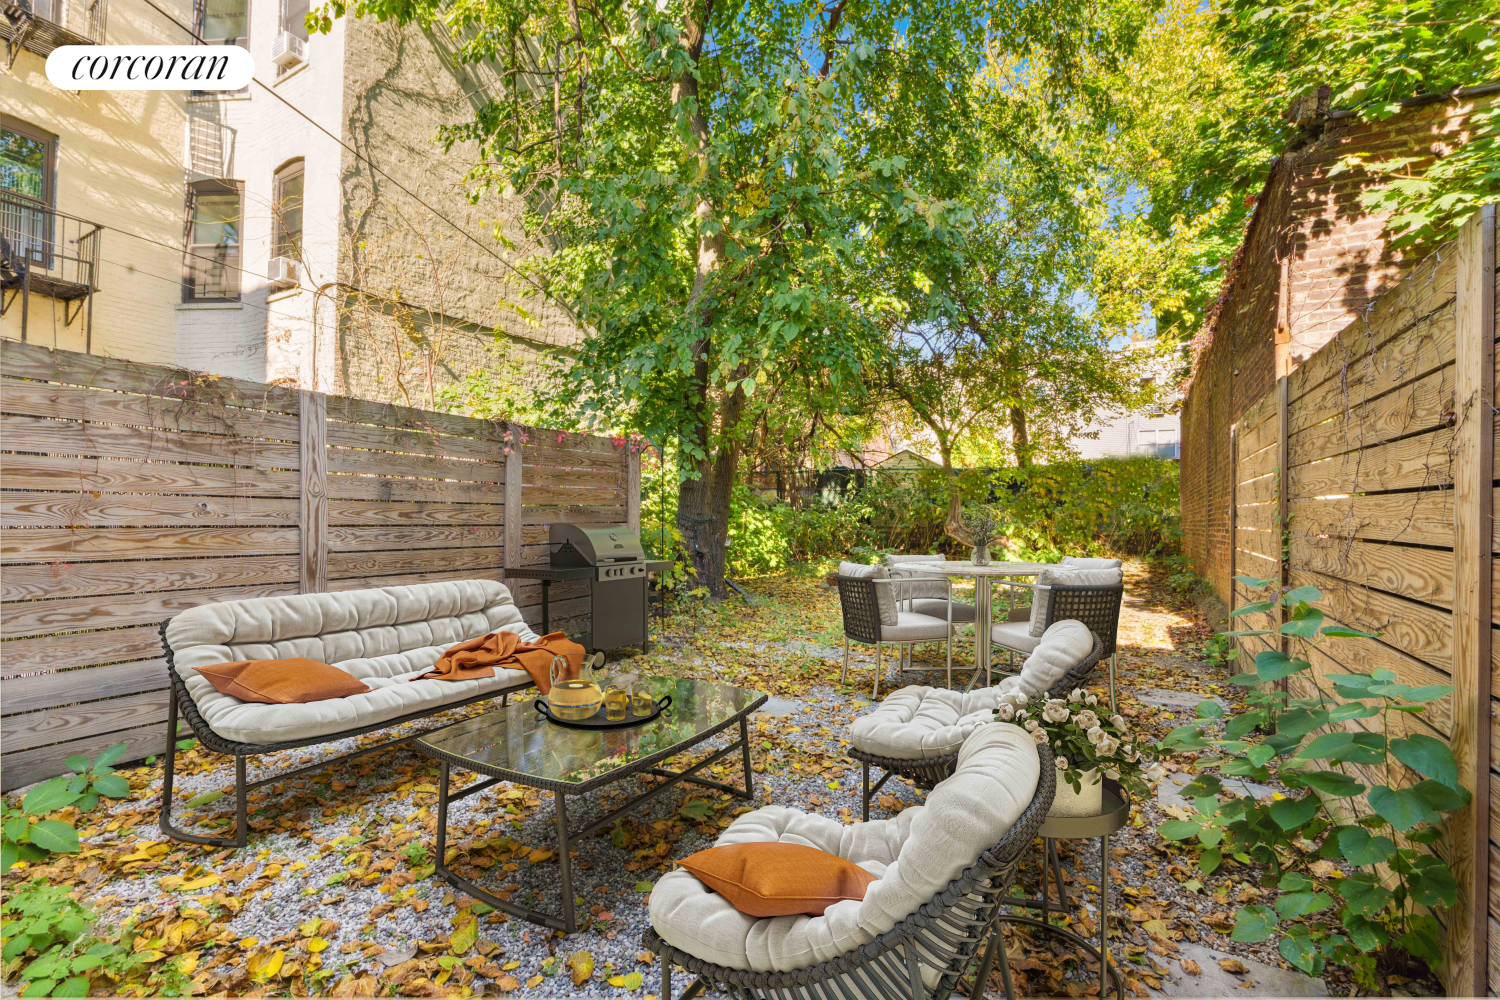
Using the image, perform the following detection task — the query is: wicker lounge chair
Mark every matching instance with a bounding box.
[850,624,1104,820]
[644,726,1055,1000]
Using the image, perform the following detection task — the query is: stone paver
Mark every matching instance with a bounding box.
[1147,940,1327,998]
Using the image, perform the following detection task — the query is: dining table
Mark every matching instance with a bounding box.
[903,560,1055,687]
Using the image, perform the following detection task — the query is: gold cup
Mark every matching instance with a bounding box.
[604,687,629,721]
[631,689,654,715]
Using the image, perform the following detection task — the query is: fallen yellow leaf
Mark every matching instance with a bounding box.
[450,915,477,955]
[238,937,259,949]
[300,917,322,937]
[568,950,595,986]
[501,960,520,971]
[177,952,200,976]
[307,937,329,953]
[526,975,544,988]
[494,975,521,993]
[179,875,220,892]
[528,848,554,864]
[248,948,286,982]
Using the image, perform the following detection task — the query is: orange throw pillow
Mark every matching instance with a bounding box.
[193,658,372,704]
[675,842,878,917]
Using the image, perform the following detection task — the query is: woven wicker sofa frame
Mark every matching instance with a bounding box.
[853,633,1103,821]
[156,620,534,849]
[641,742,1056,1000]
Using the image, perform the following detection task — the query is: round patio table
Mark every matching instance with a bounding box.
[905,560,1053,687]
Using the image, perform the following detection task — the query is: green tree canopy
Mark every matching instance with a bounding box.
[321,0,1149,593]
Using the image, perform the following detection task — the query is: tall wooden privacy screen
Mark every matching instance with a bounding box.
[1227,206,1496,992]
[0,340,640,791]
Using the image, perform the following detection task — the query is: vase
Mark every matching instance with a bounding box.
[970,543,991,566]
[1050,768,1104,817]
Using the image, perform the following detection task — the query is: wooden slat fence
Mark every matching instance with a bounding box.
[1226,206,1497,992]
[0,340,640,791]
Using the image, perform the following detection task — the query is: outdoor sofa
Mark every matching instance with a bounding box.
[158,579,540,848]
[643,723,1053,1000]
[848,619,1101,819]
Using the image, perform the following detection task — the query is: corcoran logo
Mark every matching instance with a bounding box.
[45,45,254,90]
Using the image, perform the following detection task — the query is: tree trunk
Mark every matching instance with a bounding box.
[670,0,737,598]
[1010,406,1032,468]
[676,384,747,598]
[937,436,971,546]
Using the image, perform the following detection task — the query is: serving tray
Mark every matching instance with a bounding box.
[533,694,672,730]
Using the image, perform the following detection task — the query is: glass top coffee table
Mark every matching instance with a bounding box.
[415,675,767,933]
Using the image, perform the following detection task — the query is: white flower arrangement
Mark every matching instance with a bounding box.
[993,690,1163,800]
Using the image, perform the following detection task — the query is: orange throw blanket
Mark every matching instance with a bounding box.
[422,631,586,694]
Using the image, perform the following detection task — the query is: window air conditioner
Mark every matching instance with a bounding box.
[267,256,299,286]
[272,31,307,70]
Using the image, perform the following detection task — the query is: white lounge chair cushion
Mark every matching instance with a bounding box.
[851,620,1093,758]
[164,580,540,745]
[839,561,898,625]
[995,619,1094,699]
[650,724,1040,974]
[1062,556,1122,569]
[1029,566,1122,636]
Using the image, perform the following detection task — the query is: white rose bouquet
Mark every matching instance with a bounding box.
[993,688,1165,801]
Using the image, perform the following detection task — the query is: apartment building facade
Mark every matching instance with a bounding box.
[2,0,191,361]
[3,0,579,398]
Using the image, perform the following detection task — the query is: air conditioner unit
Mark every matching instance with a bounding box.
[271,31,307,70]
[267,256,298,286]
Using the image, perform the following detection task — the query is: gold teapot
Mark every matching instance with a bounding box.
[546,653,603,721]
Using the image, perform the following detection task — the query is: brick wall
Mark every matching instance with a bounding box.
[1179,90,1495,602]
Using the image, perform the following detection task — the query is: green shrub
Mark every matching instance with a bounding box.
[1162,578,1464,989]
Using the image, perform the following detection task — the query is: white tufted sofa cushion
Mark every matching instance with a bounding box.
[164,580,540,745]
[849,620,1094,759]
[649,724,1040,976]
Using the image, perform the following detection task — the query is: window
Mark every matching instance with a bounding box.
[1,116,54,206]
[1136,428,1179,459]
[279,0,307,39]
[272,160,303,260]
[1,116,57,268]
[18,0,61,24]
[183,180,241,301]
[198,0,248,46]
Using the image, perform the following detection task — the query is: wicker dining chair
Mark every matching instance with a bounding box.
[837,571,954,698]
[991,580,1123,706]
[642,742,1057,1000]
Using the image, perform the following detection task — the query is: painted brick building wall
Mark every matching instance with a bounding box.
[1180,89,1496,603]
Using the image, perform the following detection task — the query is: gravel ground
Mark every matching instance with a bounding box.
[5,564,1435,998]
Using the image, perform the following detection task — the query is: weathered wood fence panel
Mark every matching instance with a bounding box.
[0,341,636,790]
[1225,206,1497,993]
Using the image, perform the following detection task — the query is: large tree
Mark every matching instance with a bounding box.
[323,0,1145,595]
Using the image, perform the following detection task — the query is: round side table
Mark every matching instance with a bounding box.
[991,777,1130,999]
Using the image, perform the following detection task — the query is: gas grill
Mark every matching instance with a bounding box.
[504,523,671,654]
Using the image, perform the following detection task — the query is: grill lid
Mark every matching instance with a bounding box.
[550,522,645,565]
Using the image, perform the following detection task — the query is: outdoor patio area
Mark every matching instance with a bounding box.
[5,564,1410,999]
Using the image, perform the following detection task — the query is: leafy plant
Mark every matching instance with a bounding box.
[1,880,139,997]
[997,689,1164,803]
[402,842,430,868]
[3,744,130,870]
[1161,577,1466,987]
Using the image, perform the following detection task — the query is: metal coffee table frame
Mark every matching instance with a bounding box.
[417,689,767,934]
[992,778,1130,1000]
